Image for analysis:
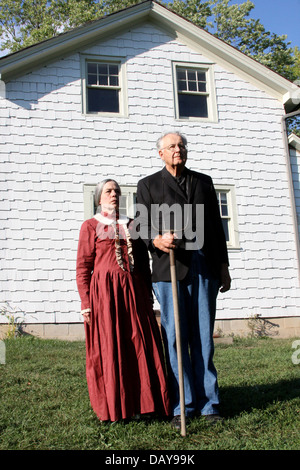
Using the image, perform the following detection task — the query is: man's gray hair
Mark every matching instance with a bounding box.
[94,179,121,207]
[156,131,188,151]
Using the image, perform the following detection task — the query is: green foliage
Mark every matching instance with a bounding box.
[167,0,212,30]
[0,0,108,52]
[0,302,24,339]
[208,0,296,81]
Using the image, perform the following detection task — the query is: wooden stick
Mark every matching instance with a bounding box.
[169,249,186,437]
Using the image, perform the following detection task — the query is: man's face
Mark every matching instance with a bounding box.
[159,134,187,173]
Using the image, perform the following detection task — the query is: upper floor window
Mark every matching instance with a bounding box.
[81,55,127,116]
[173,62,218,122]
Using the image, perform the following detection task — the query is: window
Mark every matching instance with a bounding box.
[172,62,218,122]
[81,55,127,116]
[215,186,239,249]
[83,184,136,220]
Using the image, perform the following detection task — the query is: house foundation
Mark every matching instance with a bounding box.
[0,316,299,341]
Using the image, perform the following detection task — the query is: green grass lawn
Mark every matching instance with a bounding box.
[0,336,299,451]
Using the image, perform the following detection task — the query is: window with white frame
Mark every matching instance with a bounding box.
[81,55,127,116]
[172,62,218,122]
[83,184,136,220]
[215,185,239,249]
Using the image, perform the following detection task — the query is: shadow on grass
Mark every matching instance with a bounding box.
[219,378,300,417]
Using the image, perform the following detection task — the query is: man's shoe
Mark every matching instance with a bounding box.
[171,415,181,430]
[203,414,223,424]
[171,415,189,430]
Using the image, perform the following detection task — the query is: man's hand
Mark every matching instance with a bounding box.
[153,233,177,253]
[219,264,231,293]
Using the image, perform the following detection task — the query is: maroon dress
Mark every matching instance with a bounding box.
[76,212,170,422]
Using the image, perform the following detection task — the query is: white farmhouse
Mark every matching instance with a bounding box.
[1,1,300,339]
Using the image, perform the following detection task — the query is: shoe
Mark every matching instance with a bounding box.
[203,414,223,424]
[171,415,181,430]
[171,415,189,430]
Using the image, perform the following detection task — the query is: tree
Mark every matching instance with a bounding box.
[0,0,108,52]
[210,0,296,81]
[166,0,212,30]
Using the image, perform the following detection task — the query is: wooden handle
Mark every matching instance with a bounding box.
[169,249,186,437]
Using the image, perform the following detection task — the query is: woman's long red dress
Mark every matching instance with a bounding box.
[76,213,170,422]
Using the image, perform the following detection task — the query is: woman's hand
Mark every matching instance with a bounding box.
[82,310,91,325]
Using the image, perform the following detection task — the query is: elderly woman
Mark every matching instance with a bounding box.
[76,179,170,423]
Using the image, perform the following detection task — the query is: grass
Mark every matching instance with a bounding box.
[0,335,299,451]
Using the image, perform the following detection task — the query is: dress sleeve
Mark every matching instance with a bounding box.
[76,220,96,310]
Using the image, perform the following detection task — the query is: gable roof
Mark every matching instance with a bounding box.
[0,0,299,111]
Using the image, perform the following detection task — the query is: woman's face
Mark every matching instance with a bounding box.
[99,181,121,211]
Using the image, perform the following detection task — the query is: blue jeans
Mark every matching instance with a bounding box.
[153,250,220,417]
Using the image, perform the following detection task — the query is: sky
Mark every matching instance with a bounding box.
[233,0,300,48]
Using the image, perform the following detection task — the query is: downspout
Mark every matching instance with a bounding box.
[281,108,300,285]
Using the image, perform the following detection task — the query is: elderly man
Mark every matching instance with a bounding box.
[136,131,231,429]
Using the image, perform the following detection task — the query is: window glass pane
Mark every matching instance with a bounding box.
[197,71,206,82]
[188,80,197,92]
[187,70,197,91]
[220,193,228,216]
[177,70,186,80]
[99,75,108,86]
[178,80,187,91]
[187,70,196,81]
[197,82,206,92]
[87,62,98,85]
[119,195,127,216]
[88,74,97,86]
[221,205,228,217]
[178,94,208,118]
[87,63,97,74]
[222,219,229,241]
[109,64,119,76]
[110,75,119,86]
[87,88,119,113]
[98,64,108,75]
[177,69,187,91]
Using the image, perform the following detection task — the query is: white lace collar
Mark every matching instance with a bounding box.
[93,212,129,225]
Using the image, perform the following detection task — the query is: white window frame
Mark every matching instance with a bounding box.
[83,184,136,220]
[215,185,240,250]
[80,54,128,117]
[172,61,218,122]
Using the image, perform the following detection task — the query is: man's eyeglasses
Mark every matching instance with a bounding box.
[161,144,187,152]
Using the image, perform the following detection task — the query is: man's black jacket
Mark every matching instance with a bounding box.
[136,166,229,282]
